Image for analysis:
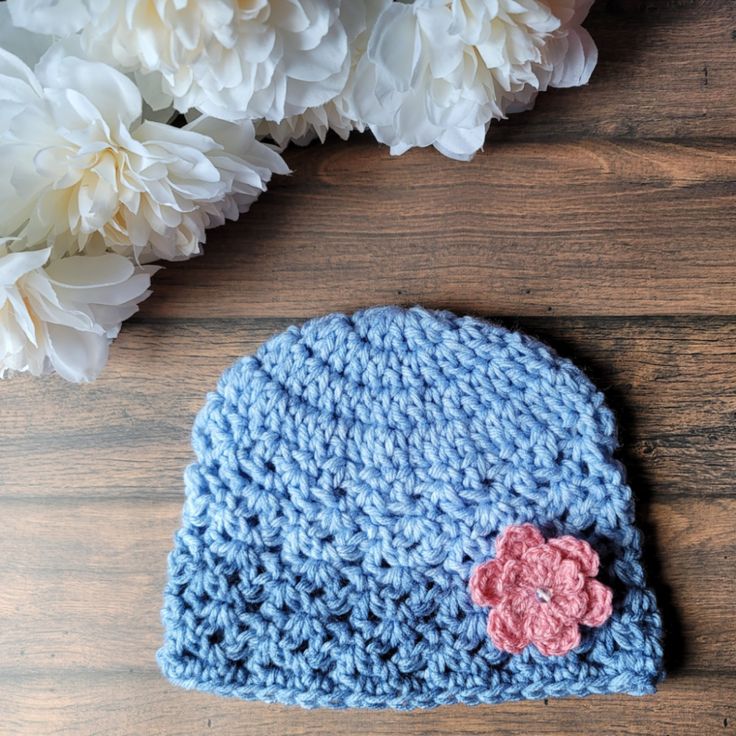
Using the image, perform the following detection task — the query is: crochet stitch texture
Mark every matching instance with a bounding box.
[158,306,664,709]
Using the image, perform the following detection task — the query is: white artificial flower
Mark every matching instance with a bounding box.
[0,244,155,382]
[0,46,289,263]
[352,0,598,160]
[257,0,391,148]
[8,0,352,123]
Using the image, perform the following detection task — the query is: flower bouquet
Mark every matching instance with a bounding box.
[0,0,597,381]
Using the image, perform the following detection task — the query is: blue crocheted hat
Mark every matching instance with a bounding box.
[158,306,663,709]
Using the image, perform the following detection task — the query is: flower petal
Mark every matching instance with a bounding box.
[366,3,419,92]
[524,601,582,656]
[45,322,109,383]
[524,599,562,641]
[494,523,545,562]
[469,559,504,607]
[547,535,600,577]
[499,558,532,593]
[487,602,531,655]
[548,26,598,89]
[7,0,91,37]
[518,544,563,588]
[580,579,613,627]
[0,247,50,285]
[533,621,581,657]
[37,51,143,128]
[552,558,585,596]
[0,5,53,69]
[550,590,587,622]
[45,252,134,290]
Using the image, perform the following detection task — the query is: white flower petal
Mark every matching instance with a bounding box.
[0,247,51,283]
[44,322,109,383]
[0,47,44,101]
[5,287,39,344]
[368,4,422,93]
[0,247,153,382]
[0,4,53,68]
[7,0,92,37]
[45,252,134,289]
[36,51,142,127]
[548,26,598,87]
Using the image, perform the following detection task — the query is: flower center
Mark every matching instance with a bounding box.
[535,587,552,604]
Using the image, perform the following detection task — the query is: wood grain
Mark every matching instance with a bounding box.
[144,139,736,319]
[2,315,735,733]
[1,673,733,736]
[2,2,736,734]
[495,0,736,141]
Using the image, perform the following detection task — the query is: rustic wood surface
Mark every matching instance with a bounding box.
[2,2,735,734]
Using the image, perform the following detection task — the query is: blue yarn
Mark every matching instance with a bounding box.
[157,306,664,709]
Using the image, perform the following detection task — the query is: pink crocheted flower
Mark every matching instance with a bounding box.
[469,524,613,657]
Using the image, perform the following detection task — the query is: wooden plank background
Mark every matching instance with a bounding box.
[1,2,735,734]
